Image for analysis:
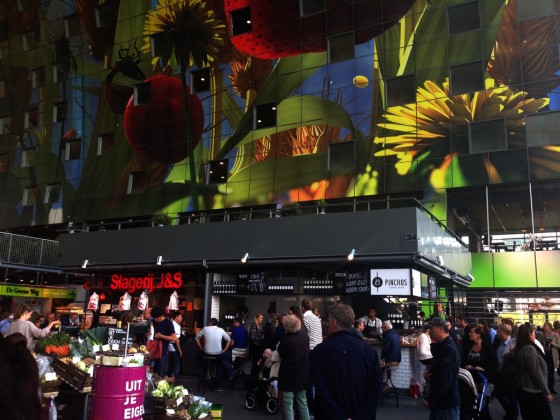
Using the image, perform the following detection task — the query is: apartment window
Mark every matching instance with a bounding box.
[127,171,146,194]
[205,159,228,184]
[53,63,66,83]
[253,102,277,129]
[526,111,560,147]
[328,141,354,172]
[95,4,114,28]
[22,186,39,206]
[31,67,45,88]
[300,0,325,17]
[191,68,211,93]
[44,184,61,204]
[518,0,554,21]
[328,33,354,63]
[65,139,81,160]
[97,133,115,155]
[0,115,10,135]
[22,31,36,51]
[149,33,171,58]
[64,14,81,38]
[21,149,35,167]
[386,75,416,107]
[469,119,507,153]
[53,102,67,123]
[450,61,484,95]
[448,1,480,35]
[24,108,38,129]
[133,82,151,106]
[229,7,252,36]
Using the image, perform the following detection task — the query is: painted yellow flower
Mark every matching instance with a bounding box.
[374,78,549,186]
[142,0,226,69]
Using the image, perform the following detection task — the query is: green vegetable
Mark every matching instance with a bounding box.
[81,327,107,346]
[157,380,170,393]
[152,389,163,398]
[35,331,72,353]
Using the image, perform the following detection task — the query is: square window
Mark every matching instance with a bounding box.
[469,119,507,153]
[134,82,151,106]
[526,111,559,147]
[17,0,30,12]
[230,7,252,36]
[0,115,10,135]
[150,33,171,58]
[300,0,325,17]
[53,64,66,83]
[450,61,484,95]
[65,139,81,160]
[64,14,81,38]
[95,4,114,28]
[448,1,480,35]
[22,186,39,206]
[21,148,35,167]
[24,108,38,129]
[328,141,354,172]
[22,31,36,51]
[518,0,554,21]
[44,184,61,204]
[205,159,228,184]
[31,67,45,88]
[386,75,416,107]
[97,133,115,155]
[254,103,277,129]
[53,102,67,122]
[191,68,211,93]
[328,33,354,63]
[127,171,146,194]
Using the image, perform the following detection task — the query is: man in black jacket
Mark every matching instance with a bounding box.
[424,317,461,420]
[311,304,383,420]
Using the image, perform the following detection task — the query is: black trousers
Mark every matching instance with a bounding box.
[544,349,555,392]
[517,388,553,420]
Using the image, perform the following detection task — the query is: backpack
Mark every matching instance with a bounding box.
[500,350,518,382]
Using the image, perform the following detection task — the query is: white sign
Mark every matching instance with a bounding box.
[411,269,422,298]
[370,268,412,296]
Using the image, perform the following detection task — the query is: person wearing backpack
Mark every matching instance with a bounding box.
[495,323,518,420]
[0,312,11,336]
[515,324,553,420]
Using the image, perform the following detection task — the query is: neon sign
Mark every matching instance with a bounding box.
[110,272,183,294]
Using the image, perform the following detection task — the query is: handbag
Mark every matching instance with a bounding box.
[146,339,162,361]
[408,378,421,398]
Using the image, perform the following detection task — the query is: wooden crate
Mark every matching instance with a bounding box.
[51,357,92,392]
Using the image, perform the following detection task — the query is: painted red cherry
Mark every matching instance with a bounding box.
[224,0,416,59]
[123,75,204,164]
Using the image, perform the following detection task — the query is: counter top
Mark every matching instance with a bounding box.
[365,338,417,347]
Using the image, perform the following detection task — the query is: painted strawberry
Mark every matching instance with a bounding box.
[123,75,204,164]
[224,0,416,59]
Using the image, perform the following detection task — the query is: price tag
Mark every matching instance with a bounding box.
[182,388,189,396]
[134,354,144,364]
[93,345,100,353]
[166,409,175,415]
[176,396,183,406]
[111,343,120,351]
[88,365,94,376]
[102,344,110,352]
[72,356,81,365]
[45,372,57,382]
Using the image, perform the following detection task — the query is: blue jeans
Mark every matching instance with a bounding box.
[283,390,310,420]
[166,350,180,377]
[155,352,168,377]
[429,406,459,420]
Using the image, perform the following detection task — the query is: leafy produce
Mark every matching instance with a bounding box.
[151,381,188,400]
[81,327,107,346]
[35,332,72,354]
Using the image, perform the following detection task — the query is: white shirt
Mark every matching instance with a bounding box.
[416,331,432,360]
[303,310,323,350]
[359,316,382,335]
[168,320,182,352]
[196,325,231,355]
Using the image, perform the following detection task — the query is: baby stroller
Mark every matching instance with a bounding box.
[244,367,279,415]
[458,368,491,420]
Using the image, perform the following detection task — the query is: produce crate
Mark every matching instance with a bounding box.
[153,396,185,414]
[51,357,92,392]
[210,404,222,419]
[40,378,61,394]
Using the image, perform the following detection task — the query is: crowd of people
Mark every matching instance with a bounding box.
[419,316,560,420]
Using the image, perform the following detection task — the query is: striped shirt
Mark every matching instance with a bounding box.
[303,310,323,350]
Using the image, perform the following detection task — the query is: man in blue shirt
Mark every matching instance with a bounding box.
[424,317,461,420]
[222,317,249,379]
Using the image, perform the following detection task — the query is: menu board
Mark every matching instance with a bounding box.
[107,327,133,349]
[237,272,267,294]
[330,270,370,294]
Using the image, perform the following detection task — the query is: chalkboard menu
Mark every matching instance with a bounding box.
[106,327,133,349]
[237,272,267,294]
[330,270,370,294]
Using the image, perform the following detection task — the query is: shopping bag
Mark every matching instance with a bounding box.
[146,339,162,361]
[408,378,421,398]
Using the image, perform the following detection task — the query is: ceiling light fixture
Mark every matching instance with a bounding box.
[347,249,356,261]
[241,253,249,263]
[82,259,89,268]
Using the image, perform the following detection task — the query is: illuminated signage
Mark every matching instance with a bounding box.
[0,285,77,299]
[370,268,412,296]
[110,272,183,294]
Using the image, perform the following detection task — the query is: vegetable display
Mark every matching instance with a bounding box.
[35,332,72,355]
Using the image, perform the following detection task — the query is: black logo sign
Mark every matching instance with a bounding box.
[372,275,383,292]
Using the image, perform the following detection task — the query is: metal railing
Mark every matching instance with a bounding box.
[0,232,59,268]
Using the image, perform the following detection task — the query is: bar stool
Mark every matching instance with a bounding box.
[381,363,399,408]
